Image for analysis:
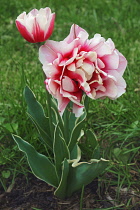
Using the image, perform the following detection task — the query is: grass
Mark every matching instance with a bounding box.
[0,0,140,208]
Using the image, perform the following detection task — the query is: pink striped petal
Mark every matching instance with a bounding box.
[95,78,118,99]
[39,44,57,64]
[62,76,79,92]
[116,50,127,76]
[16,20,34,42]
[64,24,89,44]
[101,50,119,70]
[56,90,70,115]
[73,104,84,117]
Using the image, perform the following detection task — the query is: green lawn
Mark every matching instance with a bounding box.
[0,0,140,208]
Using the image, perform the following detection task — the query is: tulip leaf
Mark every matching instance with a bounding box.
[24,86,52,149]
[54,159,69,199]
[86,129,101,159]
[12,135,58,188]
[66,158,109,197]
[70,144,78,159]
[69,112,76,134]
[86,129,98,149]
[27,113,52,149]
[53,125,70,180]
[68,112,86,152]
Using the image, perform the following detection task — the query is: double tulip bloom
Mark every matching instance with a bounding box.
[39,24,127,117]
[16,7,55,43]
[16,8,127,117]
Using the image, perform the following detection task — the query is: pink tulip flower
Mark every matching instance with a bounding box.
[16,8,55,43]
[39,24,127,117]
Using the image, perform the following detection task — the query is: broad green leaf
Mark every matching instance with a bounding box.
[70,144,79,159]
[53,125,70,180]
[27,113,52,149]
[86,129,98,150]
[66,158,109,197]
[24,86,49,132]
[24,86,52,148]
[68,112,86,152]
[69,112,76,136]
[92,146,100,159]
[54,159,69,199]
[86,129,101,159]
[12,135,58,188]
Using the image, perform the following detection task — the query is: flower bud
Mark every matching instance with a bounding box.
[16,7,55,43]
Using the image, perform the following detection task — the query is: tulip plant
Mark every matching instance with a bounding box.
[13,7,127,199]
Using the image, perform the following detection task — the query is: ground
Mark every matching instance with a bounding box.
[0,173,140,210]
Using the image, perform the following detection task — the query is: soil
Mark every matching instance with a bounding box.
[0,173,140,210]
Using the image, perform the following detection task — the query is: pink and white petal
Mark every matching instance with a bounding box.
[56,90,70,115]
[16,11,26,20]
[107,70,126,97]
[16,20,34,42]
[95,42,112,57]
[44,39,77,58]
[44,7,51,16]
[67,62,76,71]
[76,58,84,68]
[82,60,95,76]
[65,47,79,66]
[97,58,105,69]
[43,62,60,78]
[44,13,55,40]
[88,34,105,51]
[73,103,84,117]
[45,79,59,96]
[67,70,84,84]
[36,12,48,31]
[85,51,97,62]
[69,96,83,107]
[101,50,119,70]
[95,79,118,99]
[38,7,51,17]
[39,44,57,64]
[76,68,92,90]
[32,19,45,43]
[62,76,79,92]
[116,50,127,76]
[64,24,89,44]
[106,38,115,51]
[29,9,39,16]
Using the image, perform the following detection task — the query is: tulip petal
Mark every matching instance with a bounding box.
[116,50,127,76]
[73,104,84,117]
[16,20,34,42]
[101,50,119,70]
[56,90,70,115]
[62,76,79,92]
[39,44,57,64]
[64,24,89,44]
[95,78,117,99]
[43,63,60,78]
[107,70,126,97]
